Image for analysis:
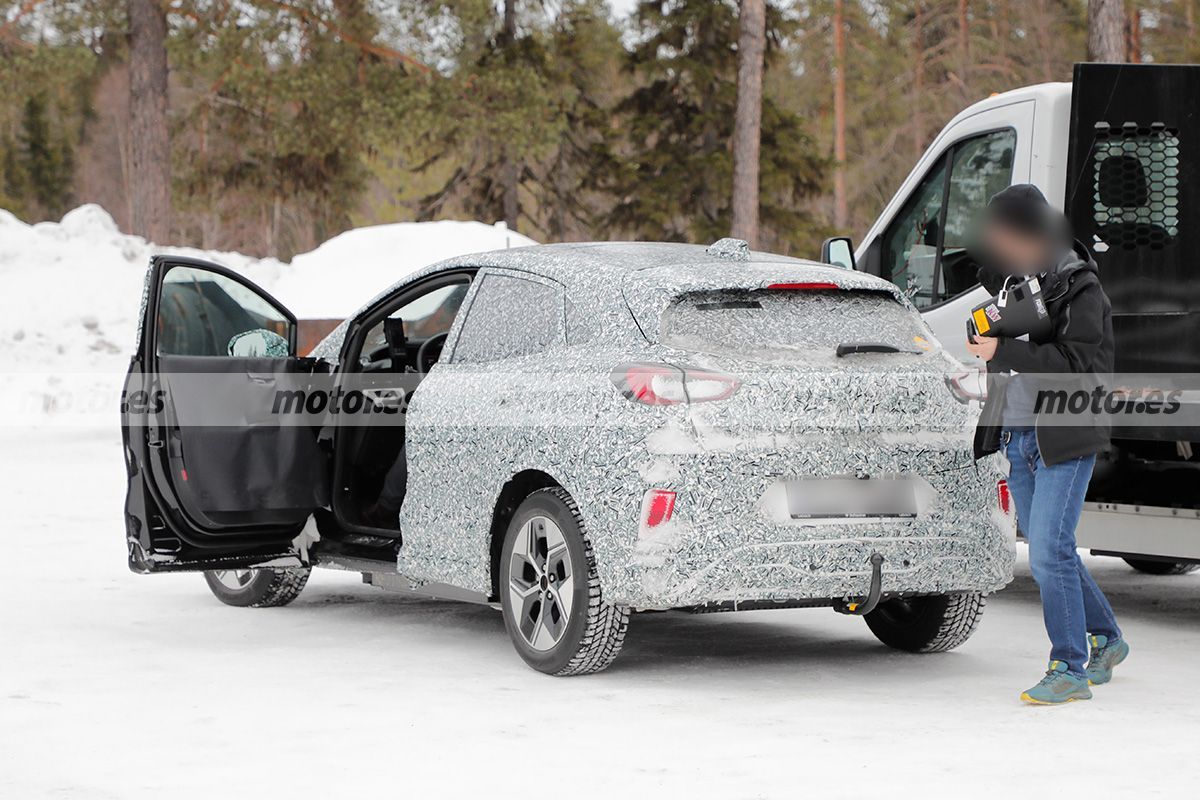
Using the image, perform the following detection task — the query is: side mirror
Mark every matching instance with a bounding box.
[227,329,290,358]
[821,236,856,270]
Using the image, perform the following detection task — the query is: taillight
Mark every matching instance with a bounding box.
[682,368,740,403]
[612,363,739,405]
[766,281,840,291]
[641,489,676,532]
[997,479,1011,515]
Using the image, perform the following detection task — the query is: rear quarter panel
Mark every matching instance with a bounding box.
[397,343,678,599]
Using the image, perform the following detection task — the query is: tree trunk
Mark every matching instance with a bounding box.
[503,0,516,39]
[500,160,519,232]
[1087,0,1126,62]
[127,0,171,243]
[1037,0,1055,82]
[731,0,766,247]
[832,0,848,230]
[912,2,925,155]
[1126,5,1141,63]
[500,0,520,231]
[957,0,970,94]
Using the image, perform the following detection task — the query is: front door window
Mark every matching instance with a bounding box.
[940,131,1018,296]
[881,157,948,307]
[880,128,1017,308]
[157,265,292,357]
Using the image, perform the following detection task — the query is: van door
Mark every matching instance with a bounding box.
[1066,63,1200,377]
[122,256,330,573]
[858,99,1034,361]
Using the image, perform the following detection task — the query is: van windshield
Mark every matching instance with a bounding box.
[660,288,931,362]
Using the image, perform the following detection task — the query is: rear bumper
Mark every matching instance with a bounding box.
[621,523,1014,609]
[597,438,1016,609]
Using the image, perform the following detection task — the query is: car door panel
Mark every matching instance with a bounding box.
[156,355,329,523]
[123,256,329,572]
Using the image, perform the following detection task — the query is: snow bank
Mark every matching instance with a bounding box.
[277,220,536,319]
[0,204,536,419]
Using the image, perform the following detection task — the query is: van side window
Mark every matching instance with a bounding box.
[452,273,564,363]
[880,128,1016,308]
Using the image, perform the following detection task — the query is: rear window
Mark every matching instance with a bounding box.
[660,289,930,361]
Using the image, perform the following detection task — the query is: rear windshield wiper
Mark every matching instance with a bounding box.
[835,341,920,358]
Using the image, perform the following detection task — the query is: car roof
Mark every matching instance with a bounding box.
[310,241,910,360]
[439,240,912,344]
[432,240,846,284]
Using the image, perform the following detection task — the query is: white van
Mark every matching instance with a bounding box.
[826,63,1200,575]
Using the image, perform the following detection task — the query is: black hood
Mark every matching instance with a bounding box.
[986,183,1054,236]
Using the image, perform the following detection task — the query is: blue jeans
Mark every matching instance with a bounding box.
[1003,428,1121,675]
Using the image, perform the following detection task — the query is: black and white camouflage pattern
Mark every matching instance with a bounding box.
[313,242,1014,608]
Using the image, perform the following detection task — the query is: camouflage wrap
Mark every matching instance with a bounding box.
[308,243,1015,609]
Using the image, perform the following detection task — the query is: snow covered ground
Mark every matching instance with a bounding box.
[2,425,1198,798]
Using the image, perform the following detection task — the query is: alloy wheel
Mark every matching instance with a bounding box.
[210,569,256,591]
[507,515,575,651]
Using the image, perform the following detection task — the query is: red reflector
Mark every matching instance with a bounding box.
[766,281,840,291]
[642,489,677,529]
[180,469,189,482]
[997,480,1011,514]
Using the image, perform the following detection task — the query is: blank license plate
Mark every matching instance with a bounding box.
[786,477,918,520]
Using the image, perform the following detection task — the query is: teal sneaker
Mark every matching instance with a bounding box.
[1086,635,1130,685]
[1020,661,1093,705]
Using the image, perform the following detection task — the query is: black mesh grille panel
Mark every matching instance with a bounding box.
[1091,121,1180,251]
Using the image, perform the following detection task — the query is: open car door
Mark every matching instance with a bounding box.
[122,256,330,573]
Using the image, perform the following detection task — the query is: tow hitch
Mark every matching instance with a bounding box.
[834,552,885,615]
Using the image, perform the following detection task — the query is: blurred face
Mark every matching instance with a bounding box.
[982,221,1052,276]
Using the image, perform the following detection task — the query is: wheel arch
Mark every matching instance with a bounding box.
[488,469,564,601]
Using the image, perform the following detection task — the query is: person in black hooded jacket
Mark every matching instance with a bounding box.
[966,184,1128,704]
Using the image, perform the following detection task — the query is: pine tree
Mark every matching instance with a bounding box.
[413,0,620,239]
[170,0,429,257]
[524,0,626,240]
[596,0,826,255]
[1,135,29,217]
[18,93,74,218]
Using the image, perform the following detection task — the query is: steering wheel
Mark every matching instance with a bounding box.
[416,332,450,374]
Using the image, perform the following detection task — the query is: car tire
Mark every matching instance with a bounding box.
[203,567,311,608]
[1122,557,1200,576]
[864,592,986,653]
[499,487,629,676]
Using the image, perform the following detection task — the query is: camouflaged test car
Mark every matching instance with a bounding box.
[122,238,1014,675]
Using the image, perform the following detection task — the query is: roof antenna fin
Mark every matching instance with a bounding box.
[706,238,750,262]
